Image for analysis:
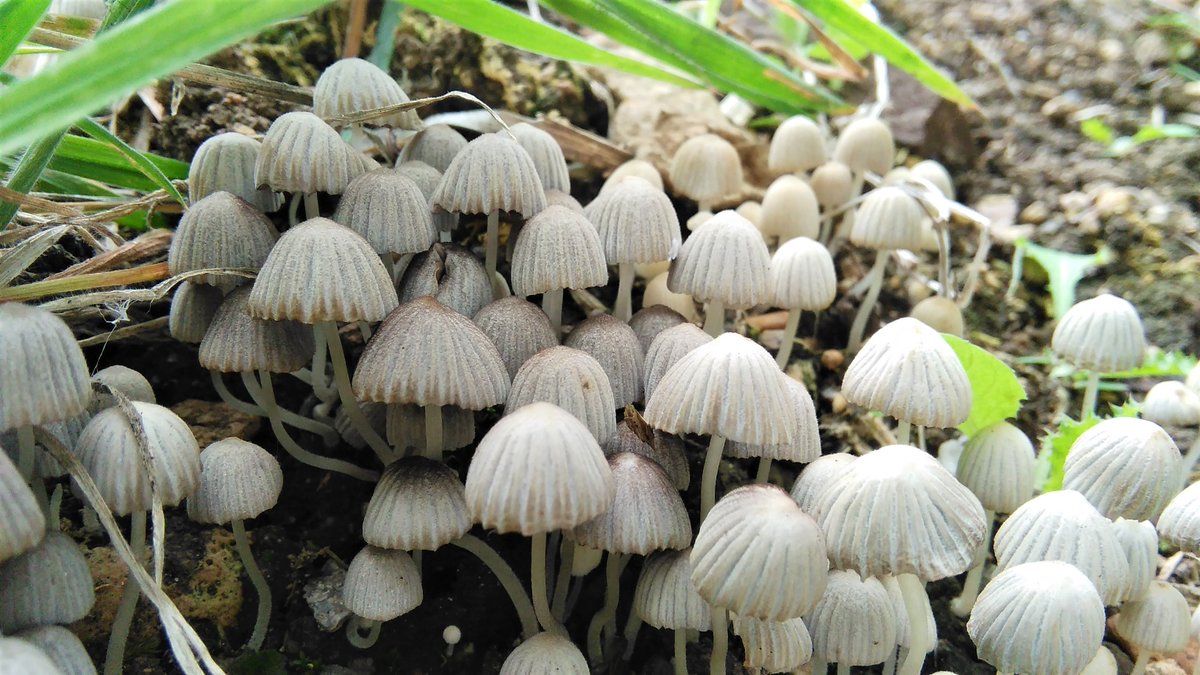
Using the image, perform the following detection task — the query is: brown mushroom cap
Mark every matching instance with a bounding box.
[398,243,492,319]
[169,281,224,345]
[473,296,559,380]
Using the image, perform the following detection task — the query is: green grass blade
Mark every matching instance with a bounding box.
[74,118,186,206]
[0,0,332,158]
[368,0,403,70]
[45,134,187,193]
[0,132,63,227]
[99,0,155,31]
[398,0,702,90]
[0,0,51,68]
[793,0,975,109]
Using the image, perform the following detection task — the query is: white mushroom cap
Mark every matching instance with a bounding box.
[643,271,697,321]
[362,457,470,551]
[849,186,926,251]
[805,570,896,667]
[769,115,827,173]
[511,205,608,296]
[398,125,467,173]
[255,112,367,194]
[313,58,421,129]
[832,118,894,176]
[589,176,681,264]
[628,305,687,355]
[790,453,855,516]
[0,636,62,675]
[187,438,283,524]
[810,161,854,209]
[759,175,819,243]
[499,632,588,675]
[732,614,814,673]
[342,546,422,622]
[669,133,743,205]
[188,132,282,211]
[89,365,155,409]
[955,421,1036,514]
[1115,580,1190,654]
[768,237,837,312]
[0,448,45,563]
[0,303,92,431]
[1062,417,1183,521]
[1051,293,1146,373]
[909,296,965,337]
[726,375,821,463]
[15,625,95,675]
[601,159,664,194]
[667,210,769,309]
[509,123,570,193]
[505,346,616,444]
[1111,518,1158,602]
[199,287,314,375]
[571,452,690,554]
[0,532,95,632]
[633,549,710,631]
[1080,647,1117,675]
[431,132,547,217]
[563,314,645,408]
[1159,481,1200,553]
[1141,380,1200,427]
[604,420,689,491]
[643,323,712,403]
[473,297,559,381]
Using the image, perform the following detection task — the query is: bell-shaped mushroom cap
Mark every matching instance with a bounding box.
[466,402,614,535]
[0,303,91,431]
[1062,417,1182,521]
[511,205,607,296]
[769,115,826,173]
[967,560,1105,675]
[363,457,470,551]
[726,376,821,463]
[1051,294,1146,372]
[314,57,421,129]
[385,403,475,452]
[0,636,62,675]
[342,545,422,621]
[398,243,492,318]
[992,490,1131,605]
[646,332,798,445]
[768,237,836,312]
[509,123,570,193]
[733,614,814,673]
[790,453,855,515]
[473,297,558,380]
[1159,481,1200,552]
[910,296,965,337]
[817,445,987,581]
[605,419,689,490]
[841,317,972,429]
[353,297,509,409]
[169,281,224,344]
[74,402,200,516]
[90,366,155,410]
[168,191,278,288]
[563,314,644,407]
[691,485,828,619]
[0,531,95,631]
[1,413,86,480]
[500,632,588,675]
[572,453,690,554]
[335,401,387,451]
[882,574,937,652]
[398,124,467,172]
[633,548,710,630]
[187,438,282,524]
[255,111,367,194]
[0,448,45,562]
[545,189,582,212]
[955,421,1036,514]
[1112,518,1157,602]
[643,323,712,402]
[602,158,664,194]
[806,570,896,667]
[189,132,282,212]
[669,133,743,205]
[643,271,697,321]
[396,159,442,198]
[629,305,687,355]
[16,625,95,675]
[331,169,436,256]
[248,217,398,323]
[667,210,769,309]
[589,176,681,264]
[810,161,854,209]
[911,160,955,200]
[759,176,819,243]
[832,118,894,175]
[199,287,314,374]
[1141,380,1200,427]
[506,346,616,444]
[849,186,927,251]
[431,132,547,216]
[1080,647,1117,675]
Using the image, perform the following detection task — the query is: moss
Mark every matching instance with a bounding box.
[170,528,245,631]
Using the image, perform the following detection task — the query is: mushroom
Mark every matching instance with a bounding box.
[16,625,97,675]
[510,204,607,334]
[563,314,645,407]
[1051,293,1146,417]
[667,210,770,336]
[397,243,493,318]
[1141,380,1200,472]
[1112,518,1158,601]
[473,296,559,380]
[505,346,616,444]
[0,635,62,675]
[628,304,687,355]
[89,366,155,411]
[168,281,224,345]
[1063,417,1182,521]
[313,57,421,130]
[510,123,570,193]
[909,295,964,337]
[768,236,837,367]
[830,118,894,242]
[732,614,813,674]
[188,132,282,211]
[790,453,855,515]
[630,549,710,675]
[806,570,896,675]
[810,161,854,243]
[255,111,369,219]
[1115,581,1191,675]
[769,115,827,176]
[167,191,279,291]
[605,418,689,491]
[759,175,820,247]
[331,169,436,279]
[642,271,698,322]
[398,124,467,172]
[500,632,588,675]
[669,133,743,213]
[601,158,663,194]
[341,545,423,648]
[383,404,475,455]
[1159,480,1200,553]
[726,375,821,484]
[0,531,95,632]
[0,446,45,562]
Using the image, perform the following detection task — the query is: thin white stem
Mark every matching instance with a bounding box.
[551,536,574,620]
[543,288,564,336]
[896,420,912,446]
[424,404,443,462]
[700,435,727,522]
[531,532,564,634]
[703,300,724,337]
[622,609,643,661]
[709,606,728,675]
[303,193,319,221]
[1081,371,1101,419]
[614,263,635,322]
[232,519,272,652]
[776,309,801,368]
[673,629,687,675]
[754,457,772,484]
[1131,651,1150,675]
[451,534,539,640]
[16,424,35,481]
[847,248,888,352]
[238,371,339,446]
[897,574,930,675]
[485,211,500,292]
[951,512,994,618]
[105,510,147,675]
[587,551,622,664]
[320,321,394,465]
[310,326,337,404]
[837,662,851,675]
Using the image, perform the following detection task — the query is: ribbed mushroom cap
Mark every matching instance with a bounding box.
[817,444,987,581]
[199,287,314,374]
[0,636,61,675]
[669,133,743,204]
[629,305,687,355]
[605,420,689,490]
[645,332,798,445]
[385,403,475,452]
[511,205,607,296]
[255,111,367,194]
[992,490,1131,605]
[806,570,896,667]
[967,560,1105,675]
[189,132,282,211]
[1116,582,1191,653]
[342,546,422,622]
[169,281,224,344]
[0,531,95,631]
[726,376,821,463]
[911,160,955,200]
[882,574,937,652]
[331,169,436,256]
[832,118,894,175]
[643,323,712,402]
[1062,417,1182,521]
[395,160,442,198]
[910,296,965,337]
[398,124,467,172]
[314,58,421,129]
[510,123,570,193]
[431,132,547,216]
[1141,381,1200,427]
[169,191,278,288]
[955,421,1036,514]
[841,317,972,428]
[0,448,44,562]
[769,115,827,173]
[768,237,836,312]
[1112,518,1157,602]
[500,632,588,675]
[633,548,710,630]
[248,217,398,323]
[473,297,558,380]
[1080,647,1117,675]
[810,161,854,209]
[601,158,664,194]
[0,303,91,431]
[790,453,855,515]
[545,189,582,212]
[644,271,698,321]
[16,626,95,675]
[335,401,387,451]
[733,614,814,673]
[89,365,156,413]
[1051,294,1146,372]
[466,402,615,535]
[353,296,509,409]
[398,243,492,318]
[1,413,86,480]
[363,457,470,551]
[505,346,616,444]
[563,314,644,407]
[187,438,282,524]
[589,176,681,264]
[760,176,819,243]
[849,186,927,251]
[691,484,828,619]
[667,210,769,309]
[1159,481,1200,552]
[572,452,690,554]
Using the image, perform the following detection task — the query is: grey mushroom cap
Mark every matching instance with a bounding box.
[169,281,224,345]
[0,447,45,562]
[628,305,688,355]
[0,302,92,431]
[511,205,607,297]
[563,313,645,407]
[473,296,559,380]
[806,570,897,667]
[331,169,436,256]
[255,111,367,194]
[571,452,691,555]
[342,546,423,621]
[362,457,471,551]
[168,191,279,289]
[189,132,282,212]
[398,243,493,319]
[199,287,314,374]
[313,57,421,129]
[633,548,711,630]
[187,438,283,524]
[667,210,770,309]
[0,531,95,632]
[1051,293,1146,373]
[89,365,156,411]
[1062,417,1183,521]
[0,636,62,675]
[500,632,589,675]
[385,403,475,452]
[604,420,689,491]
[15,626,95,675]
[505,346,616,444]
[431,132,547,216]
[398,124,468,173]
[510,123,570,193]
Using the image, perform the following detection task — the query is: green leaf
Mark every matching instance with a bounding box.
[399,0,702,90]
[1079,117,1115,145]
[0,0,50,68]
[1012,239,1113,320]
[0,0,332,158]
[368,0,403,70]
[74,118,186,206]
[1036,414,1095,491]
[943,334,1027,437]
[792,0,975,109]
[1093,348,1197,380]
[1131,123,1200,143]
[540,0,844,113]
[46,134,188,192]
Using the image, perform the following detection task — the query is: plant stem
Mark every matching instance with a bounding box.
[896,420,912,446]
[776,309,801,368]
[531,532,564,634]
[1080,371,1100,419]
[229,520,271,652]
[0,131,64,228]
[543,288,564,336]
[847,248,888,353]
[320,321,394,465]
[709,606,728,675]
[703,300,725,337]
[701,435,727,522]
[950,512,994,618]
[345,616,381,649]
[424,404,443,462]
[485,211,501,296]
[614,262,635,322]
[105,510,146,675]
[897,573,929,675]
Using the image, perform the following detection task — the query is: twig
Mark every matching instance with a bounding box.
[46,229,172,280]
[0,185,82,217]
[38,267,255,312]
[324,91,505,129]
[77,317,169,347]
[760,0,869,81]
[343,0,368,59]
[0,262,169,302]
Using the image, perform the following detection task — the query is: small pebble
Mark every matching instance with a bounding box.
[821,350,844,370]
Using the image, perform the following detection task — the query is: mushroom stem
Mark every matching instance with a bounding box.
[614,262,635,322]
[933,221,951,297]
[214,371,339,445]
[531,532,565,635]
[319,321,395,465]
[709,606,728,675]
[703,300,725,337]
[847,248,889,353]
[47,483,62,529]
[831,172,866,244]
[895,420,912,446]
[837,662,851,675]
[232,519,272,652]
[950,511,994,618]
[621,610,643,661]
[542,288,564,336]
[303,192,319,221]
[1131,651,1150,675]
[485,210,501,292]
[288,192,301,227]
[450,534,539,640]
[896,573,930,675]
[380,254,394,282]
[104,510,146,675]
[16,424,35,481]
[1080,371,1100,419]
[882,647,897,675]
[673,628,686,675]
[586,551,623,664]
[551,537,574,620]
[1183,436,1200,477]
[700,434,728,522]
[775,309,802,368]
[345,616,381,649]
[310,327,338,405]
[755,457,772,484]
[424,405,443,462]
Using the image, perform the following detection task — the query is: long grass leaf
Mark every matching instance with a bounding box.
[0,0,51,68]
[0,132,63,227]
[43,134,187,193]
[74,118,186,206]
